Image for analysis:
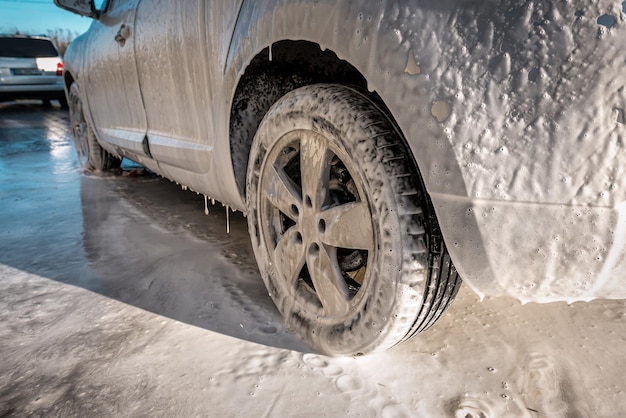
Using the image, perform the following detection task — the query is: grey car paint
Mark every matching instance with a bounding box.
[58,0,625,303]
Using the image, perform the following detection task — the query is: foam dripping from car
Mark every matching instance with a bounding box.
[226,205,231,234]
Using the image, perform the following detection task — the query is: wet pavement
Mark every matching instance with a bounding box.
[0,101,305,349]
[0,102,310,415]
[1,102,83,285]
[1,102,625,417]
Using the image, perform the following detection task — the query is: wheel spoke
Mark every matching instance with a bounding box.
[320,201,373,251]
[273,227,306,287]
[300,134,331,210]
[307,244,351,316]
[264,164,301,221]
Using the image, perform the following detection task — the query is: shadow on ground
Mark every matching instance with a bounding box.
[0,102,313,353]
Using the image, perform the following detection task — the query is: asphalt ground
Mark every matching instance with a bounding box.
[1,101,625,417]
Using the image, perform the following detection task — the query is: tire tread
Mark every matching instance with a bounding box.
[247,84,461,354]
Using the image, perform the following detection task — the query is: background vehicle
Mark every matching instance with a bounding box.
[55,0,625,355]
[0,35,66,106]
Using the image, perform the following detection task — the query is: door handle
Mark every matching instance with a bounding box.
[114,24,130,46]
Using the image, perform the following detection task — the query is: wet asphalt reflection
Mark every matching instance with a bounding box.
[0,101,309,352]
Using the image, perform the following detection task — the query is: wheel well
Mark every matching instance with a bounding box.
[63,71,75,91]
[229,40,372,199]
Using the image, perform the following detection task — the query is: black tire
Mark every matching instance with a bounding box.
[246,84,460,355]
[68,83,121,172]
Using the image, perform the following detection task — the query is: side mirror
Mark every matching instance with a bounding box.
[54,0,100,19]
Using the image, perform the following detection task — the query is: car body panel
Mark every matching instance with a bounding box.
[79,0,153,170]
[221,0,626,302]
[131,0,243,194]
[60,0,626,303]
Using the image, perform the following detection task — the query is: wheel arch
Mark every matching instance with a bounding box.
[229,39,373,199]
[223,2,487,300]
[63,69,75,94]
[226,38,469,294]
[224,2,470,201]
[63,67,122,162]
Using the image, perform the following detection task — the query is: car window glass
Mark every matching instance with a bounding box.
[94,0,107,11]
[0,38,58,58]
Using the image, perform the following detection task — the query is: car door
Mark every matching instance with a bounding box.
[82,0,149,165]
[132,0,242,178]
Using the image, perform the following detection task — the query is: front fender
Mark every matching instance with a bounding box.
[224,0,626,302]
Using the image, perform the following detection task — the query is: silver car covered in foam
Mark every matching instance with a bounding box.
[55,0,625,354]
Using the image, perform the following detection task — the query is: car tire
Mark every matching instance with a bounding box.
[246,84,460,355]
[68,83,121,172]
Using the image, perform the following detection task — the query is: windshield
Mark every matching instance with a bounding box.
[0,38,59,58]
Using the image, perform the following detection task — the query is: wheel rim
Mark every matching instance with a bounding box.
[259,130,374,318]
[69,88,89,168]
